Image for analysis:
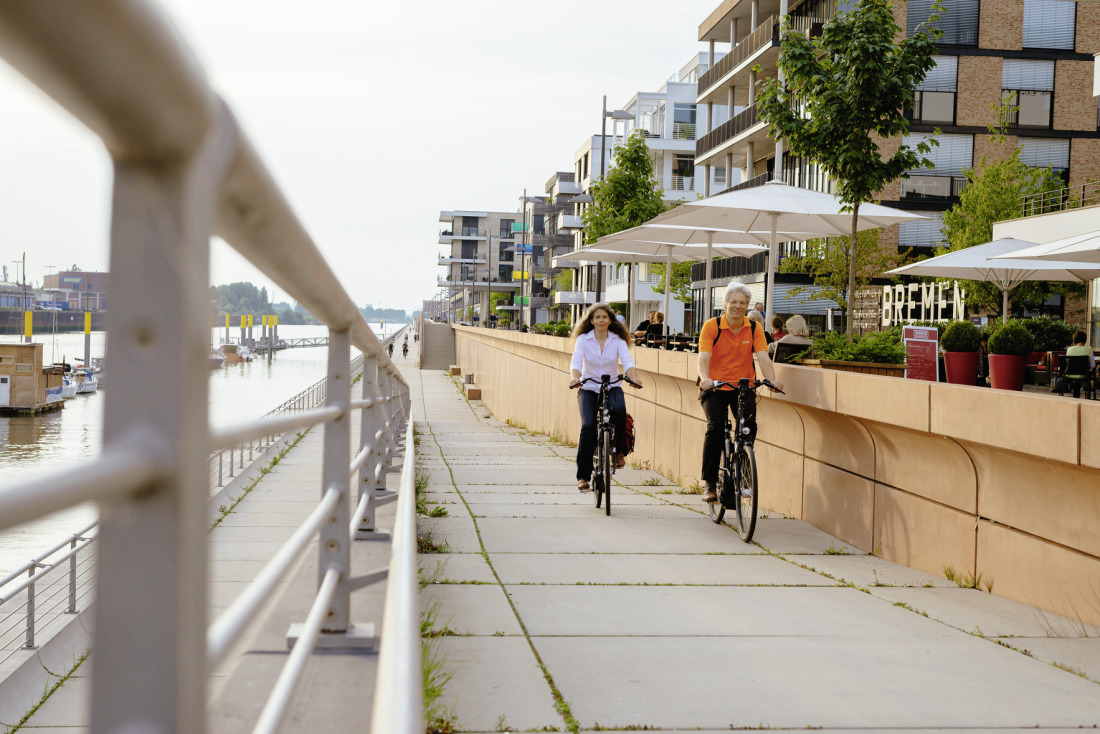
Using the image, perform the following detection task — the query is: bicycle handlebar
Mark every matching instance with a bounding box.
[570,374,642,390]
[702,378,785,394]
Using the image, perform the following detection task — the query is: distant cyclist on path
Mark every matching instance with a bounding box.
[568,303,642,491]
[697,282,783,503]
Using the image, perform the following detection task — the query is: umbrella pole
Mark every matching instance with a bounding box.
[765,212,778,331]
[664,247,671,337]
[628,263,634,334]
[705,232,713,334]
[1003,288,1009,324]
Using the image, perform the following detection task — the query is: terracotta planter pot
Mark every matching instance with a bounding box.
[988,354,1028,391]
[943,351,979,385]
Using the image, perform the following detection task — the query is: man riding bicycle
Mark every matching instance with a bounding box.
[697,282,783,504]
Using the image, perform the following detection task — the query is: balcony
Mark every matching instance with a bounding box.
[695,104,768,165]
[551,179,582,198]
[438,254,486,266]
[670,175,695,192]
[900,175,967,201]
[671,121,696,141]
[697,16,779,103]
[437,278,521,290]
[556,212,583,230]
[440,228,486,243]
[553,291,595,306]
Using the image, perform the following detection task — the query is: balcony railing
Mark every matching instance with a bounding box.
[697,104,760,157]
[1020,180,1100,218]
[672,121,696,140]
[900,175,968,200]
[713,172,771,196]
[697,15,779,94]
[670,175,696,192]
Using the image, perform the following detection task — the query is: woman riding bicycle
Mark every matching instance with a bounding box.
[697,282,783,503]
[568,303,642,491]
[402,342,409,358]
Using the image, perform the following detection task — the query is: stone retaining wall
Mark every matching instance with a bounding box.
[454,325,1100,627]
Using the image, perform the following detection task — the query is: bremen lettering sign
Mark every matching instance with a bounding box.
[881,282,965,327]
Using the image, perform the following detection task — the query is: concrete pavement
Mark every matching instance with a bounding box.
[414,367,1100,733]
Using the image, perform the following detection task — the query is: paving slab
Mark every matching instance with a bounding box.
[420,584,523,637]
[418,553,497,584]
[750,517,864,554]
[417,514,483,553]
[866,586,1100,638]
[537,635,1100,731]
[1004,637,1100,681]
[429,637,561,733]
[469,502,698,520]
[782,552,954,588]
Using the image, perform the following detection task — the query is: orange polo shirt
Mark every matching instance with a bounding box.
[698,314,768,387]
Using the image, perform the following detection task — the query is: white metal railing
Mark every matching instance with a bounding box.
[0,4,419,733]
[671,174,696,191]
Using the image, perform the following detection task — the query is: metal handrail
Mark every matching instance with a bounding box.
[0,4,415,732]
[370,419,425,733]
[208,405,344,451]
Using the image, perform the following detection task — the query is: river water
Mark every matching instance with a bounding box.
[0,322,404,576]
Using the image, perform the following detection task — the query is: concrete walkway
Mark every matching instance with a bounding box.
[14,359,1100,732]
[414,368,1100,733]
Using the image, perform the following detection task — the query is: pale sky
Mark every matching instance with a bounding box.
[0,0,714,313]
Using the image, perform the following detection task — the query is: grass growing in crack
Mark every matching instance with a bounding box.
[421,603,458,734]
[415,466,448,517]
[825,542,848,555]
[417,525,450,553]
[7,650,90,732]
[641,477,663,486]
[211,430,309,529]
[678,481,704,495]
[943,564,993,593]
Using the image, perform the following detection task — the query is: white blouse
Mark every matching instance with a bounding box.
[570,330,635,393]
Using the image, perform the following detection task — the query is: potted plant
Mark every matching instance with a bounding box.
[986,319,1034,391]
[940,321,981,386]
[797,329,908,377]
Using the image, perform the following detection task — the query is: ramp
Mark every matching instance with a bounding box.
[419,322,455,370]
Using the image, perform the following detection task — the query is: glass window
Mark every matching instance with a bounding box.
[911,90,956,124]
[898,212,946,247]
[1023,0,1076,50]
[533,215,545,235]
[673,104,697,140]
[1003,90,1053,128]
[904,133,973,177]
[907,0,978,45]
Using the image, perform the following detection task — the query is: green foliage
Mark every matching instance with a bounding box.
[987,319,1034,356]
[530,320,572,337]
[488,292,510,317]
[582,129,667,243]
[756,0,944,338]
[802,328,907,364]
[647,261,694,303]
[553,268,572,292]
[778,230,905,311]
[211,282,271,315]
[940,320,982,352]
[1020,316,1077,352]
[941,101,1079,314]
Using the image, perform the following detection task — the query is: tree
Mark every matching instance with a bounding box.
[778,230,906,312]
[756,0,943,339]
[940,102,1072,315]
[648,262,694,303]
[582,129,667,242]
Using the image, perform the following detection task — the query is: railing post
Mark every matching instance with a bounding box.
[25,565,39,649]
[90,106,234,734]
[355,360,389,540]
[68,538,78,613]
[321,328,351,631]
[218,451,224,486]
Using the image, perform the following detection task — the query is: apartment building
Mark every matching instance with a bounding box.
[690,0,1100,332]
[558,54,728,331]
[437,210,523,323]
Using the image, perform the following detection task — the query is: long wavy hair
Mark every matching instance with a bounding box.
[571,302,633,345]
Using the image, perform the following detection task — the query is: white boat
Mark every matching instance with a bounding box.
[46,385,64,403]
[61,377,78,399]
[74,370,99,394]
[219,344,254,364]
[209,351,226,369]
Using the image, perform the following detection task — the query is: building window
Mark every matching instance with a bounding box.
[1019,138,1070,180]
[907,0,978,46]
[533,215,545,235]
[1023,0,1076,50]
[672,154,695,191]
[898,211,946,251]
[500,219,514,237]
[901,133,972,200]
[673,104,697,140]
[908,56,957,124]
[1002,59,1055,128]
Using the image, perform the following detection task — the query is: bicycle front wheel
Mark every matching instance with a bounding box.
[600,430,612,516]
[734,444,758,542]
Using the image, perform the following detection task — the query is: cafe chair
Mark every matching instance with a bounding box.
[1055,354,1096,400]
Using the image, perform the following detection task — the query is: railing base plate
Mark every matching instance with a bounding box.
[354,528,393,542]
[287,622,377,651]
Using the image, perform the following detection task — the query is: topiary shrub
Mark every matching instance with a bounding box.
[940,320,982,352]
[802,329,906,364]
[553,323,571,337]
[987,319,1034,356]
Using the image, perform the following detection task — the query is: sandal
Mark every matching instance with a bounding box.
[577,480,591,491]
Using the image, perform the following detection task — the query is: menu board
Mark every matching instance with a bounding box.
[903,326,939,382]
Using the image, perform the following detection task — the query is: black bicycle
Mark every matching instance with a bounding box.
[702,378,783,541]
[571,374,640,516]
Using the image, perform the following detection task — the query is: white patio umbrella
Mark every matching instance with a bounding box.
[994,230,1100,264]
[886,237,1100,323]
[552,238,767,334]
[646,180,928,329]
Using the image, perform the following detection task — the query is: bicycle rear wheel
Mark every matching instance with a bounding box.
[709,445,731,524]
[734,444,758,542]
[600,430,612,516]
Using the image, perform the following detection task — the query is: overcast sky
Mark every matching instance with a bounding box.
[0,0,714,313]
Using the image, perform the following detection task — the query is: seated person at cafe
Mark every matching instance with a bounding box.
[770,315,812,363]
[644,312,665,342]
[1064,330,1097,398]
[634,310,655,339]
[771,316,787,340]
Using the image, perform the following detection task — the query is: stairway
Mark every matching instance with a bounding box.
[419,322,456,370]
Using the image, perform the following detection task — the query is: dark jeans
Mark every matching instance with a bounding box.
[700,389,740,485]
[576,387,626,481]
